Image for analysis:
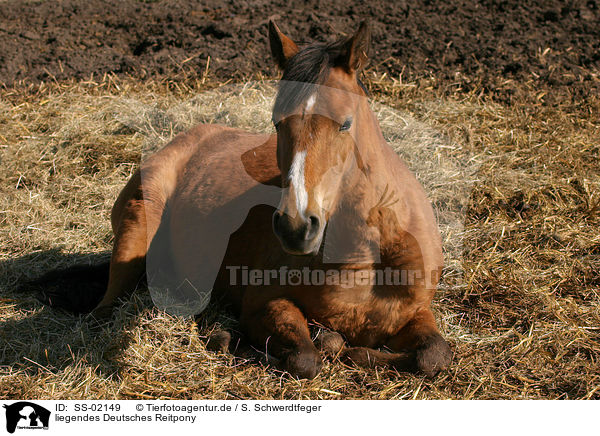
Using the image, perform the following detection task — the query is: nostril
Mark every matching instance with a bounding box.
[305,215,320,240]
[272,212,281,231]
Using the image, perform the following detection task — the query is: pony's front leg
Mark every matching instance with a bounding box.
[386,307,452,377]
[342,347,416,372]
[241,298,322,379]
[343,308,452,377]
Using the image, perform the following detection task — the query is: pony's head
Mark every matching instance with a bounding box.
[269,21,371,255]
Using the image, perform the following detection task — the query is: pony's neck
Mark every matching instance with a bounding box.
[349,100,389,189]
[325,101,397,264]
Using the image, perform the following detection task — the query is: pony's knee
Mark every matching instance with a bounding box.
[415,334,452,377]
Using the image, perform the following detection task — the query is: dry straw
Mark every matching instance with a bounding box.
[0,73,598,399]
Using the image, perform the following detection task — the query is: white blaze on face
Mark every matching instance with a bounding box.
[305,93,316,111]
[288,150,308,219]
[284,93,317,219]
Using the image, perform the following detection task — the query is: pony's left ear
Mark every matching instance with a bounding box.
[340,21,370,73]
[269,21,299,70]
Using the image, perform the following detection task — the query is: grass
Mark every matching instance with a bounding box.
[0,72,598,399]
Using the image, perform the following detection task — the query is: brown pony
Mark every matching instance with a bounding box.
[92,21,452,379]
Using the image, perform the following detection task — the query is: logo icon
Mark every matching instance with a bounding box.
[3,402,50,434]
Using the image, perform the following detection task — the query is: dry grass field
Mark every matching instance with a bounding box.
[0,71,598,399]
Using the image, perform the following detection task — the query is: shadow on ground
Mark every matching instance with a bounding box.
[0,249,258,389]
[0,250,149,379]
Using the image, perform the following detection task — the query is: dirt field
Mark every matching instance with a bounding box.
[1,0,599,102]
[0,0,599,399]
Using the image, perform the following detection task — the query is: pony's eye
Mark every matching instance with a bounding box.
[340,117,353,132]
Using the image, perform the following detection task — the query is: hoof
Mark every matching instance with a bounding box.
[416,335,452,377]
[314,330,345,357]
[90,305,113,320]
[206,329,232,353]
[284,349,322,380]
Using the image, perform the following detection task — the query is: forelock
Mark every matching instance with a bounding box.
[273,43,331,115]
[273,38,369,115]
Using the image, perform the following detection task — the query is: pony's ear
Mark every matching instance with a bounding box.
[340,21,370,73]
[269,21,299,70]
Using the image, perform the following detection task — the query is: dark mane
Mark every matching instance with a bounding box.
[273,39,368,115]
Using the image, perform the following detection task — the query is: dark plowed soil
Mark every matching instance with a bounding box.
[0,0,598,101]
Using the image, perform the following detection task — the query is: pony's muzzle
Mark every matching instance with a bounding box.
[272,211,322,255]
